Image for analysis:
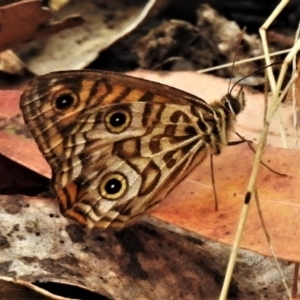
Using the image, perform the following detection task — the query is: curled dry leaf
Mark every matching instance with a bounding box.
[0,0,83,52]
[16,0,167,74]
[0,50,26,75]
[0,276,74,300]
[133,4,264,78]
[0,195,222,299]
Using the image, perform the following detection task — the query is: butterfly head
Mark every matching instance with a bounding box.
[207,86,245,154]
[218,86,245,132]
[222,87,245,116]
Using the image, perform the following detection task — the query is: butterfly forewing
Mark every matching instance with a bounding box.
[20,70,245,229]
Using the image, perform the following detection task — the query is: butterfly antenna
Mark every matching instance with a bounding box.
[229,62,282,96]
[228,27,247,95]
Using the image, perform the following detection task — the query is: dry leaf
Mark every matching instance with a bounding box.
[48,0,70,11]
[16,0,167,74]
[0,276,74,300]
[0,90,50,176]
[0,195,223,299]
[133,5,264,78]
[0,1,83,52]
[0,50,26,75]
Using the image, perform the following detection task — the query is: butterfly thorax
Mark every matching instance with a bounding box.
[200,89,245,155]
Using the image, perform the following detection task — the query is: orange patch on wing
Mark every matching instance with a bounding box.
[66,209,88,226]
[57,181,78,211]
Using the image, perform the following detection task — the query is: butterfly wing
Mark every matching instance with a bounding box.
[20,70,218,228]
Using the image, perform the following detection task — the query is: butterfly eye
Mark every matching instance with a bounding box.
[225,98,241,115]
[100,172,128,200]
[223,89,244,115]
[55,93,76,110]
[104,109,131,134]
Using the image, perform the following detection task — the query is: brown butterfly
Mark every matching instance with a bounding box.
[20,70,245,229]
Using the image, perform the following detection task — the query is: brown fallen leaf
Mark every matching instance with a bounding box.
[0,276,74,300]
[151,143,300,261]
[0,50,26,75]
[133,5,264,78]
[0,90,50,176]
[0,195,224,299]
[16,0,168,74]
[0,0,83,52]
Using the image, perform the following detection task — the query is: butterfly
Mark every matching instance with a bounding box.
[20,70,245,229]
